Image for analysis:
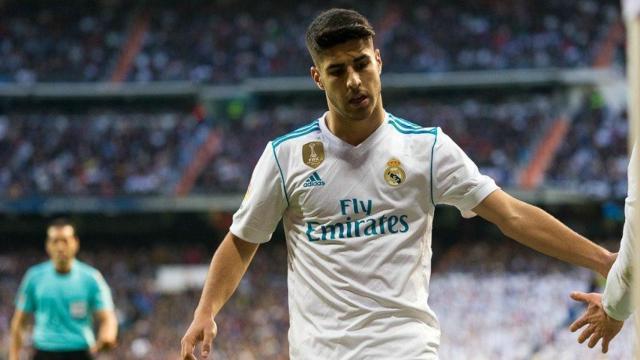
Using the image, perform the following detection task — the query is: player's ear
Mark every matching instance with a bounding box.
[375,49,382,75]
[310,66,324,91]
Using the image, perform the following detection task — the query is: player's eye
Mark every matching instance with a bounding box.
[355,60,369,71]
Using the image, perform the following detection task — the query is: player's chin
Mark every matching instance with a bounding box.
[344,104,374,120]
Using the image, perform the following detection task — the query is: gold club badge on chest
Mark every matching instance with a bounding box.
[384,158,405,186]
[302,141,324,168]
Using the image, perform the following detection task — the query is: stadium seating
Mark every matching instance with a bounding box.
[547,92,630,199]
[0,0,623,83]
[0,110,208,197]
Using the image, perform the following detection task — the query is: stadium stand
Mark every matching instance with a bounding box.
[0,0,624,83]
[0,109,209,197]
[0,1,129,83]
[547,91,630,199]
[128,0,623,82]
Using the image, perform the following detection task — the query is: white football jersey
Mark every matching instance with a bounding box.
[230,112,499,359]
[603,143,637,321]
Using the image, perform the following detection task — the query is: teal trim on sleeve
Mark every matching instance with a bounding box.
[430,128,439,207]
[388,114,436,135]
[272,121,320,148]
[271,143,290,206]
[389,120,437,135]
[390,114,421,128]
[273,122,317,143]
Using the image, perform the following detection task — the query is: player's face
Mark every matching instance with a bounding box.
[46,225,79,268]
[311,38,383,122]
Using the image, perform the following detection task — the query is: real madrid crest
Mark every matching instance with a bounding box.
[384,158,405,186]
[302,141,324,168]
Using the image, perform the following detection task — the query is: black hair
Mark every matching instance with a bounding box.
[305,8,375,61]
[48,217,77,233]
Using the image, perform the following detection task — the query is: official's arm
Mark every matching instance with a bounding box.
[94,309,118,351]
[9,310,30,360]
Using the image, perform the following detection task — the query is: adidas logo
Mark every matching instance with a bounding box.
[303,171,325,188]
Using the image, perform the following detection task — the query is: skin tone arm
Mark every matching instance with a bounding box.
[92,309,118,352]
[9,310,31,360]
[473,190,616,277]
[181,232,259,360]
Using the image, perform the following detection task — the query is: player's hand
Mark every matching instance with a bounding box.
[569,292,624,353]
[181,311,218,359]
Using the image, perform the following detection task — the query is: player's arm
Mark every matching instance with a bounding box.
[181,142,286,359]
[93,309,118,351]
[568,144,636,353]
[602,143,637,320]
[9,310,31,360]
[473,189,615,277]
[181,232,259,359]
[598,202,635,322]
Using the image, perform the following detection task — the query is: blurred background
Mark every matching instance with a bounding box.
[0,0,636,359]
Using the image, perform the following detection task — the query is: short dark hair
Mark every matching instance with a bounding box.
[305,8,375,61]
[48,217,76,233]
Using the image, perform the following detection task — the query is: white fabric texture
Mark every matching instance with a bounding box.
[603,143,637,321]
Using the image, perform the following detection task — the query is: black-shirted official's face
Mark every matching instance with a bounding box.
[46,225,79,269]
[311,38,383,122]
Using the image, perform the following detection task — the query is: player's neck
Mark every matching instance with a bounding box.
[326,105,385,146]
[53,259,74,274]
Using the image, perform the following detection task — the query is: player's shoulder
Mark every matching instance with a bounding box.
[75,261,105,281]
[24,261,52,280]
[270,119,321,151]
[386,113,440,151]
[386,113,438,138]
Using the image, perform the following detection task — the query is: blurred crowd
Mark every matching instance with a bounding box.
[0,110,208,197]
[548,92,630,199]
[0,239,634,360]
[0,1,128,83]
[1,0,621,83]
[131,0,619,83]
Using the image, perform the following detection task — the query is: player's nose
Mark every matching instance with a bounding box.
[346,67,361,90]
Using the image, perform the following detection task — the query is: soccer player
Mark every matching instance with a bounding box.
[181,9,616,359]
[9,219,117,360]
[569,143,637,353]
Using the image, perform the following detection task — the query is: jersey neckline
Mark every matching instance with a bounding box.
[318,111,390,152]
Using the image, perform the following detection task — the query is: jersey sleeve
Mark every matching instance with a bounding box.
[90,270,114,312]
[603,143,637,321]
[431,130,499,218]
[229,142,287,244]
[15,269,36,312]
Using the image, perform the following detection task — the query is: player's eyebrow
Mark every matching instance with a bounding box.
[353,55,369,63]
[325,55,370,72]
